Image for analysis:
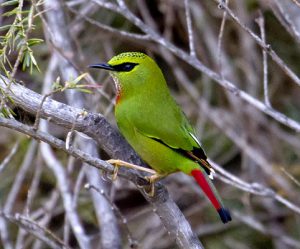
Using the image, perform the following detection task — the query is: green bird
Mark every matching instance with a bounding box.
[90,52,231,223]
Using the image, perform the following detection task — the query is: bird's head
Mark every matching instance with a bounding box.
[89,52,164,101]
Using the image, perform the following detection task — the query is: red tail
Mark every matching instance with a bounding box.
[191,169,232,223]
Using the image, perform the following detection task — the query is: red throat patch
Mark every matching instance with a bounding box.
[114,80,122,104]
[116,92,121,104]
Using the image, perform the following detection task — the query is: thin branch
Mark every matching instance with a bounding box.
[184,0,196,57]
[217,0,228,76]
[0,141,19,173]
[33,92,57,130]
[255,13,271,107]
[280,167,300,188]
[66,5,151,41]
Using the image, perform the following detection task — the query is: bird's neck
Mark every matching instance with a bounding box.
[114,72,168,105]
[116,92,122,104]
[111,74,123,105]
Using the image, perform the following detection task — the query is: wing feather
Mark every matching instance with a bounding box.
[128,93,213,175]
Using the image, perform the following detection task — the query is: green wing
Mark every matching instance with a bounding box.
[134,102,194,147]
[131,96,209,168]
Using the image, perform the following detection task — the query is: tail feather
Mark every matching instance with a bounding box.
[191,169,232,224]
[217,207,232,223]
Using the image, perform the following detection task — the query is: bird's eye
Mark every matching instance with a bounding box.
[112,63,138,72]
[123,63,135,71]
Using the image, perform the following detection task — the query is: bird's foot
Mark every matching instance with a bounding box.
[144,173,166,197]
[106,159,156,181]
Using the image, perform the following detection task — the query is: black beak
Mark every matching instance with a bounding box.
[88,63,115,71]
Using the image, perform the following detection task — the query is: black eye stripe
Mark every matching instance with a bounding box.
[112,63,138,72]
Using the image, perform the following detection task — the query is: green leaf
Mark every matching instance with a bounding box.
[76,88,93,94]
[27,38,43,47]
[52,77,62,90]
[29,51,40,72]
[2,7,18,17]
[72,73,88,85]
[28,6,34,28]
[0,107,15,118]
[21,51,30,71]
[1,0,19,7]
[0,25,12,32]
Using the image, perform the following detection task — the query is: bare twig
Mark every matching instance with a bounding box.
[280,167,300,188]
[0,141,19,173]
[217,0,228,76]
[66,113,85,150]
[33,92,55,130]
[184,0,196,57]
[255,13,271,107]
[66,4,151,41]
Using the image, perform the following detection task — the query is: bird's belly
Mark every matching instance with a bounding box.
[119,125,194,174]
[115,105,197,174]
[132,131,179,174]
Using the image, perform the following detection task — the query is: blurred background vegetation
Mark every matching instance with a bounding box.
[0,0,300,248]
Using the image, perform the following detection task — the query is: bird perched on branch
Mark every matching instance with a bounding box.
[90,52,232,223]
